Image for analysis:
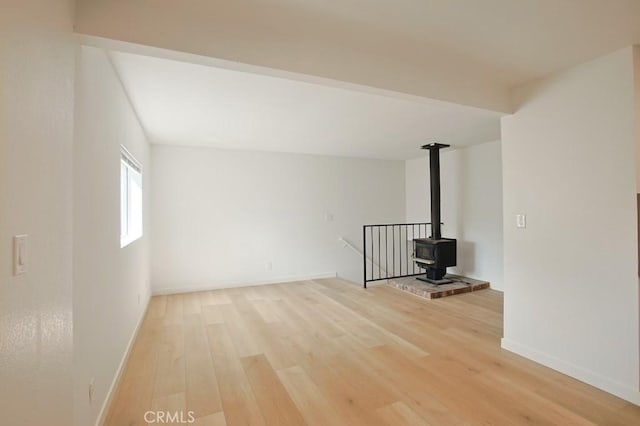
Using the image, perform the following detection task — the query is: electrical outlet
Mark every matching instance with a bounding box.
[88,378,95,405]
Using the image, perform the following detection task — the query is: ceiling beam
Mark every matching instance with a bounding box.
[74,0,512,113]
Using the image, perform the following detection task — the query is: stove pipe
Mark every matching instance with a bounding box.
[421,143,450,239]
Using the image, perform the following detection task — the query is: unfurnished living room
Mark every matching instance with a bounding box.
[2,1,640,425]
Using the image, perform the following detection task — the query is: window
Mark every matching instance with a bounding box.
[120,146,143,247]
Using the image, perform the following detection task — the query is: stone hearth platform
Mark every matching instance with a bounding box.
[385,275,489,300]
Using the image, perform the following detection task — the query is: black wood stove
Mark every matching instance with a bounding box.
[414,143,457,284]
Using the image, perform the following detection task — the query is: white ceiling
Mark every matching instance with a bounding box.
[270,0,640,88]
[110,51,502,160]
[97,1,640,159]
[77,0,640,113]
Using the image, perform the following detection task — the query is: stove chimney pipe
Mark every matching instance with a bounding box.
[421,143,450,239]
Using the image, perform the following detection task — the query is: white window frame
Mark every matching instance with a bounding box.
[120,146,143,248]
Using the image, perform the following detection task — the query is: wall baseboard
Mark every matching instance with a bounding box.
[95,294,151,426]
[152,272,337,295]
[501,338,640,405]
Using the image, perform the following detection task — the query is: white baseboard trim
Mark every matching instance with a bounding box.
[152,272,338,295]
[95,294,151,426]
[501,338,640,405]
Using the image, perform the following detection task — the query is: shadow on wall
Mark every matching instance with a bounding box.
[458,240,476,275]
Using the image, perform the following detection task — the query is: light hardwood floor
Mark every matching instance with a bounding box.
[105,278,640,425]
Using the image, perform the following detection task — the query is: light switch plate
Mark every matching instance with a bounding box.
[516,214,527,229]
[13,235,28,276]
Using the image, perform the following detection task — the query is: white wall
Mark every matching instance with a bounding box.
[501,47,639,403]
[405,141,504,290]
[151,145,405,292]
[0,1,75,425]
[73,46,151,426]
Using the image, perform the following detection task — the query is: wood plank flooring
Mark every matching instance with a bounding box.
[105,278,640,425]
